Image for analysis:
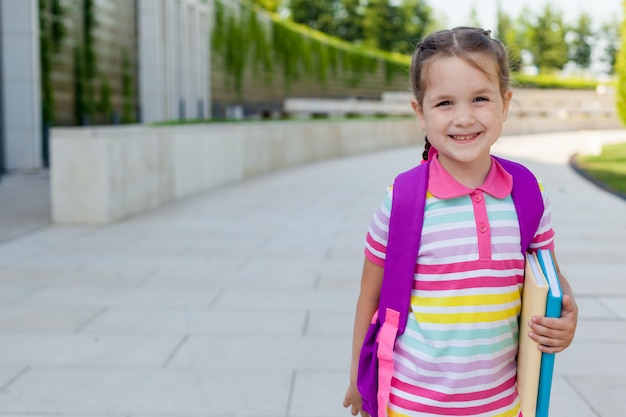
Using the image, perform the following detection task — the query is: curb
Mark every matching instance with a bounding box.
[569,153,626,201]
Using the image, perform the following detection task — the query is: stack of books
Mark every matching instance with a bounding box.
[517,249,563,417]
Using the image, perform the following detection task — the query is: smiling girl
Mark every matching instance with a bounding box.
[343,27,578,417]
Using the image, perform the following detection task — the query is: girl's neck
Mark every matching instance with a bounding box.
[437,155,492,189]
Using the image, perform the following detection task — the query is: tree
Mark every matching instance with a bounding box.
[362,0,432,54]
[335,0,365,42]
[569,13,593,70]
[286,0,432,54]
[496,3,523,72]
[289,0,338,34]
[615,1,626,124]
[362,0,396,50]
[599,16,620,74]
[398,0,433,53]
[525,4,569,72]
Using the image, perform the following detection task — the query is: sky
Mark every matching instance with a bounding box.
[428,0,622,32]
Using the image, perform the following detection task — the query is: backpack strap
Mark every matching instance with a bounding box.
[493,156,544,253]
[378,161,429,332]
[374,162,429,417]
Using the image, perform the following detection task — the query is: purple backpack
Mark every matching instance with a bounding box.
[357,156,545,417]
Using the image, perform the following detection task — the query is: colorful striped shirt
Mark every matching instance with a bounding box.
[364,156,555,417]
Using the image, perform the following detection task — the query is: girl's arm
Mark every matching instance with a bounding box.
[528,250,578,353]
[343,258,384,417]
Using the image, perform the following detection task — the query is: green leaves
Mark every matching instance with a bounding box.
[212,0,411,96]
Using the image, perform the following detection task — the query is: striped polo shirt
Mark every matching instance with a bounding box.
[365,156,555,417]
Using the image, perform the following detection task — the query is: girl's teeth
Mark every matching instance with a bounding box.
[452,134,475,141]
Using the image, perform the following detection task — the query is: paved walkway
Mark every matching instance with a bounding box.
[0,130,624,417]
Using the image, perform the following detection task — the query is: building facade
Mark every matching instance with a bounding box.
[0,0,41,172]
[138,0,211,123]
[0,0,212,172]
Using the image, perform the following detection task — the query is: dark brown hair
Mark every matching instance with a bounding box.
[411,27,511,160]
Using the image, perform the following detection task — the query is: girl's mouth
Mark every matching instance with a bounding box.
[450,133,479,141]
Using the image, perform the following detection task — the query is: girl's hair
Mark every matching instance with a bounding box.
[411,27,511,161]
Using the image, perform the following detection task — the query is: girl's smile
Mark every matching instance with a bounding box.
[450,133,480,141]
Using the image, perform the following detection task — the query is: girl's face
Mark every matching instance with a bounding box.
[412,54,512,175]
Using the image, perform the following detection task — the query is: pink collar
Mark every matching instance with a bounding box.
[428,155,513,199]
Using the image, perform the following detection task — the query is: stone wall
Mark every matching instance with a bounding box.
[51,118,421,224]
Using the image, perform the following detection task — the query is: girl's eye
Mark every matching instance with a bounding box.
[437,101,452,107]
[474,96,489,102]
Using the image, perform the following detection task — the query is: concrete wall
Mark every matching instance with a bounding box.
[51,118,421,224]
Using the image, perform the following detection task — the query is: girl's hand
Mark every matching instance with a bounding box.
[343,383,370,417]
[528,293,578,353]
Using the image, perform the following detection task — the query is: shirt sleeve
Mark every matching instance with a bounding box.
[364,186,393,267]
[528,179,556,252]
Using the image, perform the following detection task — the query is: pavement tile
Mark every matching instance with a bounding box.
[0,366,27,389]
[0,368,292,416]
[13,286,220,309]
[82,308,308,336]
[315,272,361,291]
[573,320,626,342]
[556,342,626,376]
[566,375,626,417]
[290,370,349,417]
[548,375,598,417]
[562,262,626,296]
[0,306,103,332]
[167,335,350,371]
[305,310,354,337]
[600,297,626,318]
[0,333,183,368]
[215,288,357,312]
[0,284,38,305]
[0,267,152,286]
[575,295,620,320]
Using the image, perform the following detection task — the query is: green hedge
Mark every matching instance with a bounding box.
[212,0,411,96]
[513,73,606,90]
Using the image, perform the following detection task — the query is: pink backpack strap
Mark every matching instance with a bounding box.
[376,308,400,417]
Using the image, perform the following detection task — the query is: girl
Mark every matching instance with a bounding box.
[343,27,578,417]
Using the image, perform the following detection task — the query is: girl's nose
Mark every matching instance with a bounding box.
[454,106,475,126]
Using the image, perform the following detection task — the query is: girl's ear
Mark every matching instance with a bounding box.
[411,99,426,130]
[502,90,513,121]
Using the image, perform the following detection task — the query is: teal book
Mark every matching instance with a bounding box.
[535,249,563,417]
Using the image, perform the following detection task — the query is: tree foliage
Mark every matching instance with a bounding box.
[615,1,626,124]
[600,16,620,75]
[287,0,432,55]
[289,0,338,34]
[525,4,569,71]
[496,4,523,73]
[569,13,593,69]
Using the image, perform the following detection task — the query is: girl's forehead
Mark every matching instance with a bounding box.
[423,55,500,88]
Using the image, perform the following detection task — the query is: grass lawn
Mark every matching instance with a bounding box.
[575,142,626,197]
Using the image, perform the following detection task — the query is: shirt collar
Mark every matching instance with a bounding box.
[428,154,513,199]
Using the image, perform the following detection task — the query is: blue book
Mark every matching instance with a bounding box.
[535,249,563,417]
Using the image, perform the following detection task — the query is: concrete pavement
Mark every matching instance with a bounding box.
[0,129,624,417]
